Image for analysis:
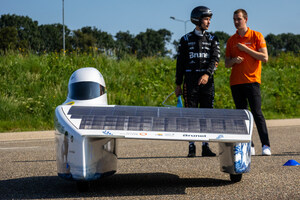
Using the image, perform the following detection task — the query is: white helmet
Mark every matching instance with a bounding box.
[64,67,107,105]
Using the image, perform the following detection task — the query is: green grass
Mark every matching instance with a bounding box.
[0,51,299,132]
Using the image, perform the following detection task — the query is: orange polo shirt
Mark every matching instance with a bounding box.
[225,28,267,86]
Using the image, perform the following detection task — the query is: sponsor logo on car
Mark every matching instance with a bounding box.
[103,130,112,135]
[183,134,206,137]
[165,133,175,137]
[139,132,147,136]
[216,135,224,139]
[125,132,139,136]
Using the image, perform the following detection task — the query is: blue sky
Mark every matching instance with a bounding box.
[1,0,299,45]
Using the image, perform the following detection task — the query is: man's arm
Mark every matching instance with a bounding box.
[206,35,220,76]
[198,35,220,85]
[225,45,268,68]
[175,38,185,96]
[237,43,268,62]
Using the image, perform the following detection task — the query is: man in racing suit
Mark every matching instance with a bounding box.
[175,6,220,157]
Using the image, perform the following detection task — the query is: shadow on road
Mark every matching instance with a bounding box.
[273,152,300,156]
[0,172,234,199]
[253,152,300,157]
[118,155,209,159]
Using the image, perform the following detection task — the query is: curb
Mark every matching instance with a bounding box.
[0,131,54,142]
[265,118,300,127]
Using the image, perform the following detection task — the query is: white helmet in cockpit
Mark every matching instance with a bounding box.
[64,67,107,105]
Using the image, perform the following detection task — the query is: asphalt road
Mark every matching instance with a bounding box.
[0,121,299,199]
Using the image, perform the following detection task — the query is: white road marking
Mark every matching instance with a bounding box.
[0,146,40,150]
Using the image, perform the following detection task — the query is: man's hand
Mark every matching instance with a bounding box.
[198,74,209,85]
[175,85,182,97]
[225,56,244,68]
[234,56,244,64]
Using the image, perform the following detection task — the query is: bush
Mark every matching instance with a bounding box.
[0,52,299,132]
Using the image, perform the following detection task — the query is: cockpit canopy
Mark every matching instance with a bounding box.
[69,81,105,100]
[65,67,107,104]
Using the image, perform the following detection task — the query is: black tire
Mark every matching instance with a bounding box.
[76,181,89,192]
[230,174,242,183]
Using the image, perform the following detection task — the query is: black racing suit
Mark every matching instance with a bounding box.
[176,29,220,108]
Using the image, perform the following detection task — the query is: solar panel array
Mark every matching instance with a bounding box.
[67,106,249,134]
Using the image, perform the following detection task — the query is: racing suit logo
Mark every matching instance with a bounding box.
[189,52,210,59]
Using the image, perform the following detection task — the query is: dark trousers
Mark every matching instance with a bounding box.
[231,83,270,147]
[183,78,214,109]
[183,79,214,147]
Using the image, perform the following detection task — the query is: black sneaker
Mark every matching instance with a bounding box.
[202,145,216,157]
[188,143,196,157]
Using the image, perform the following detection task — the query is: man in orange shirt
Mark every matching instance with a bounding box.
[225,9,271,156]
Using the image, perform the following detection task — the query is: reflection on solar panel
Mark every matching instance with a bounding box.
[68,106,249,134]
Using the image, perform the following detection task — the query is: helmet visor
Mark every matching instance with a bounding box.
[69,81,105,100]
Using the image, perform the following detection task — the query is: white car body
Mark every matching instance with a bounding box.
[55,67,253,185]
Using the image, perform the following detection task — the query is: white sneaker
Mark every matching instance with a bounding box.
[262,145,271,156]
[251,147,255,156]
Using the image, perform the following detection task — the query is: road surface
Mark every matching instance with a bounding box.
[0,119,299,199]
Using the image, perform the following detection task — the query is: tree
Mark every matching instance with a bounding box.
[72,29,97,52]
[213,31,230,43]
[115,31,136,58]
[115,29,172,58]
[38,23,71,52]
[266,33,300,56]
[265,33,283,56]
[284,33,300,54]
[0,14,40,50]
[135,28,172,58]
[0,26,18,50]
[80,26,115,54]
